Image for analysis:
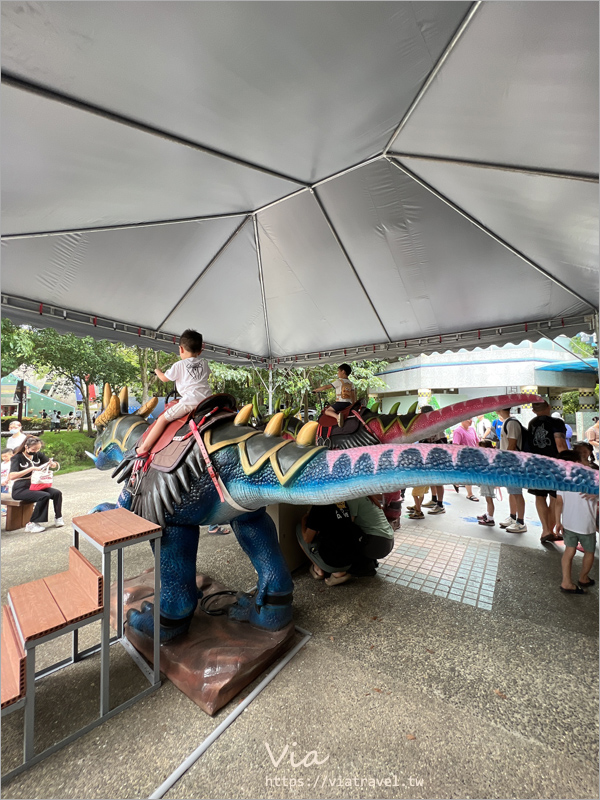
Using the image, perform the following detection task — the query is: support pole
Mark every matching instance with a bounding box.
[268,366,274,415]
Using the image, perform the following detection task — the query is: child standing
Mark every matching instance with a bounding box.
[136,329,211,457]
[477,440,497,526]
[555,451,598,594]
[314,363,356,428]
[1,448,13,515]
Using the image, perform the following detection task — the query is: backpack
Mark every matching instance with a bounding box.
[504,417,531,453]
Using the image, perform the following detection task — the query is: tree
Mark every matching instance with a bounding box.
[1,319,34,377]
[25,329,138,435]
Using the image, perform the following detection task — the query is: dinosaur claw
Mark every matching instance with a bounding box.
[126,606,193,643]
[227,592,293,630]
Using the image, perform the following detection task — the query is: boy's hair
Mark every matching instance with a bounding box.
[180,329,203,355]
[2,448,13,456]
[557,450,579,463]
[338,363,351,376]
[478,439,494,449]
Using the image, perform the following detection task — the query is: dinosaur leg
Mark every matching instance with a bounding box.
[228,508,294,631]
[127,523,199,643]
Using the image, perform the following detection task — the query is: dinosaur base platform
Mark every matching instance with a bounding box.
[109,570,296,715]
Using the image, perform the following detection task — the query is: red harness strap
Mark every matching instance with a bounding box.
[189,418,225,503]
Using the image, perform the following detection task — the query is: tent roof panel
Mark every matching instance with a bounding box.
[399,157,599,306]
[317,159,592,338]
[1,84,298,236]
[0,216,246,330]
[1,1,470,182]
[393,2,599,175]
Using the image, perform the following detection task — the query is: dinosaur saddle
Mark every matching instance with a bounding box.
[316,401,364,440]
[138,394,237,473]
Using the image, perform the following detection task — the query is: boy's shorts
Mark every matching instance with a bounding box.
[479,485,495,498]
[163,401,199,423]
[411,486,429,499]
[331,401,352,413]
[563,528,597,553]
[528,489,557,499]
[507,487,523,496]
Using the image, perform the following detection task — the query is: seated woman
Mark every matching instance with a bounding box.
[9,436,63,533]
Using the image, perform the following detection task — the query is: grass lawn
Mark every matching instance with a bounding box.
[38,430,96,475]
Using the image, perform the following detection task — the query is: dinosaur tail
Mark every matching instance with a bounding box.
[228,443,598,507]
[383,393,543,444]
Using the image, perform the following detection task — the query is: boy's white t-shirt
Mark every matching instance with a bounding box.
[164,357,211,405]
[557,490,598,535]
[1,460,11,486]
[331,378,354,404]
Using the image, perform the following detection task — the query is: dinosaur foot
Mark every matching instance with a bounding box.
[126,601,194,643]
[228,590,293,631]
[89,502,117,514]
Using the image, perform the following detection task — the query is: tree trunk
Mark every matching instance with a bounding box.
[81,378,94,437]
[138,347,150,404]
[303,390,309,423]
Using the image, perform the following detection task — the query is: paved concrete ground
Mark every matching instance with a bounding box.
[1,470,598,800]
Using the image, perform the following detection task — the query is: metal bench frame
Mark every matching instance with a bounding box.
[1,517,162,783]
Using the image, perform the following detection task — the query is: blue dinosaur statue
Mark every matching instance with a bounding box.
[89,387,598,642]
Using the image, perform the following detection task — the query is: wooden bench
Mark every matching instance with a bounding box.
[1,497,34,532]
[1,606,26,710]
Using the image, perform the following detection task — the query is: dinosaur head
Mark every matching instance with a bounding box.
[90,386,157,470]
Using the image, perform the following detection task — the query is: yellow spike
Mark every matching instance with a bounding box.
[295,421,318,447]
[264,412,284,436]
[119,386,129,414]
[102,383,112,409]
[234,403,254,426]
[95,395,121,430]
[137,396,158,419]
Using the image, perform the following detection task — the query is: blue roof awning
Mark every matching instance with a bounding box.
[536,358,598,374]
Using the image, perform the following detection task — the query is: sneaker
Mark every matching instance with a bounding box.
[427,506,445,515]
[422,500,437,508]
[506,522,527,534]
[325,573,352,587]
[499,517,515,529]
[55,517,65,528]
[408,511,425,520]
[25,522,46,533]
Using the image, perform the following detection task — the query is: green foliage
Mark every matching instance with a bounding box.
[38,431,94,472]
[562,391,580,415]
[1,416,51,431]
[1,319,35,377]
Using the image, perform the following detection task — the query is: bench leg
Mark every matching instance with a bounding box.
[100,552,111,716]
[5,504,34,532]
[24,648,36,762]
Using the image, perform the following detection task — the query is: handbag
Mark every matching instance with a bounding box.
[30,463,58,491]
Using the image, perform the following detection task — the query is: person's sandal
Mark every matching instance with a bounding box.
[309,564,325,580]
[560,585,585,594]
[466,495,479,502]
[578,578,596,588]
[325,573,352,587]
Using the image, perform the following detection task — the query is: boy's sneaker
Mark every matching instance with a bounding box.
[428,506,445,515]
[506,521,527,533]
[408,511,425,520]
[422,500,437,508]
[55,517,65,528]
[499,517,514,529]
[25,522,46,533]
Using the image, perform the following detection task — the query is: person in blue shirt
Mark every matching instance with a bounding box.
[492,416,503,443]
[552,412,572,448]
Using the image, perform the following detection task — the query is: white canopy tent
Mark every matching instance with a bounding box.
[1,1,598,366]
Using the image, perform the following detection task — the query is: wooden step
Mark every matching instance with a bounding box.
[72,508,161,548]
[8,548,104,643]
[1,606,26,709]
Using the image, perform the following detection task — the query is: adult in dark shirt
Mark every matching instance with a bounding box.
[9,436,63,533]
[297,502,365,586]
[527,401,567,543]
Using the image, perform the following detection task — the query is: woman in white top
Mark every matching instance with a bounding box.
[6,421,26,451]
